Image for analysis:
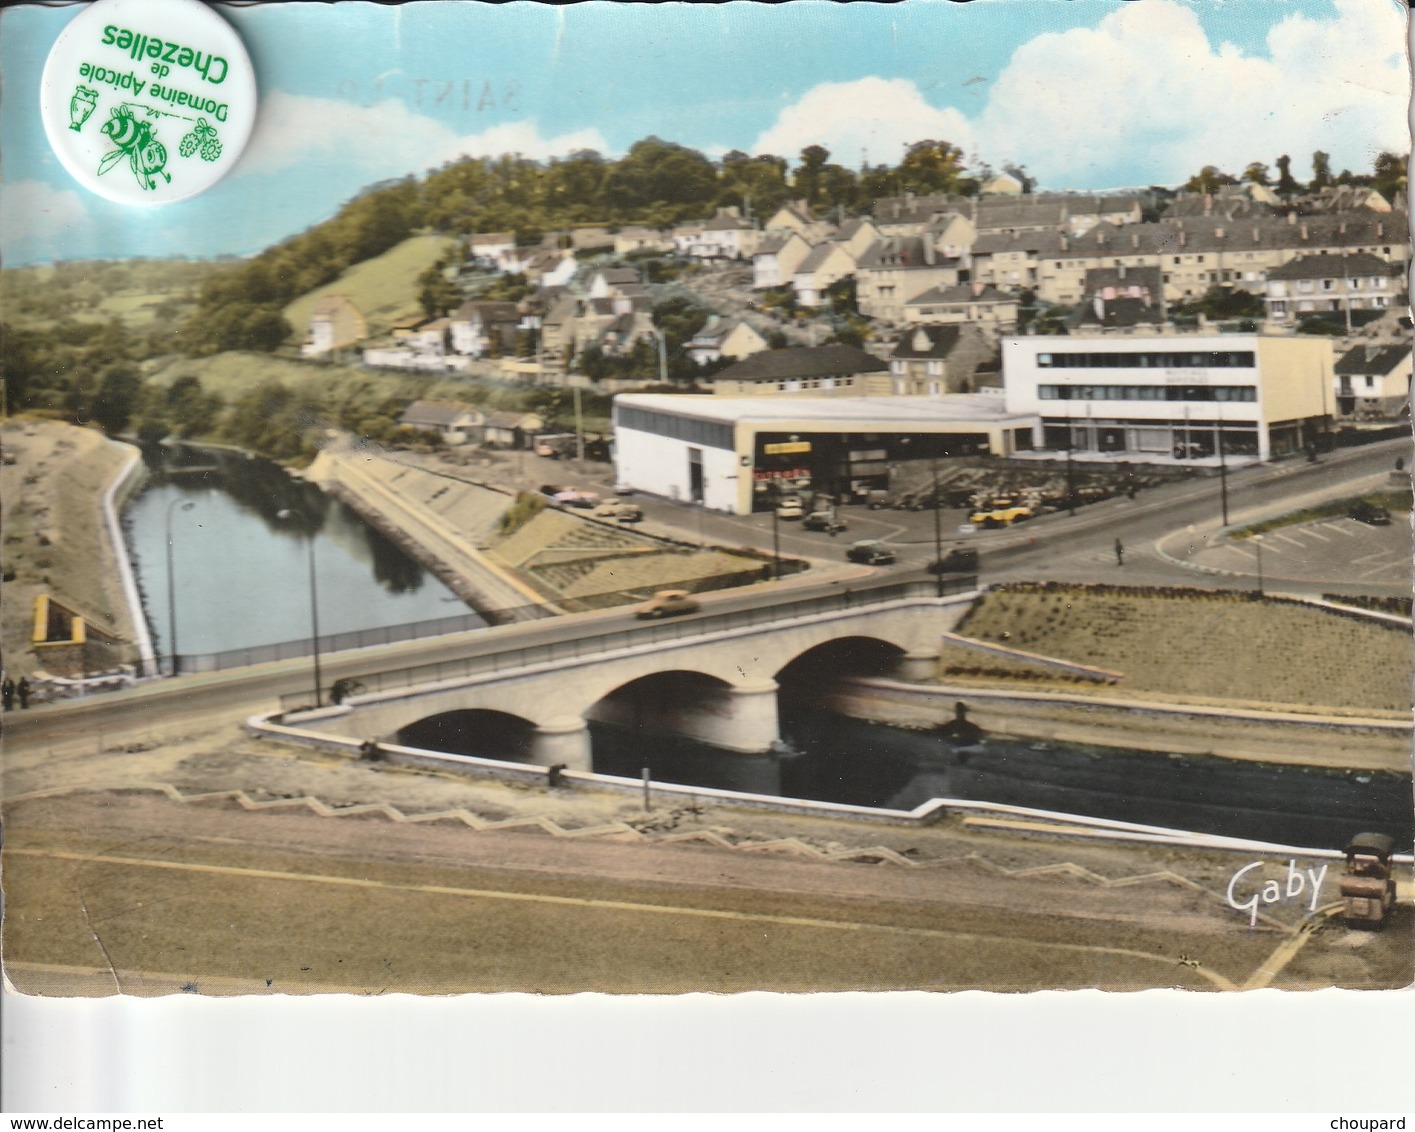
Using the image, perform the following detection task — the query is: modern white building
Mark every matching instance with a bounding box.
[1002,333,1334,462]
[613,393,1037,514]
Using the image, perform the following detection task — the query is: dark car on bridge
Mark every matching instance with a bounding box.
[927,547,979,575]
[846,539,896,565]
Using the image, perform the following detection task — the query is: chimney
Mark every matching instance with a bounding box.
[1215,227,1225,240]
[1377,221,1384,238]
[1179,231,1187,248]
[1287,211,1297,225]
[1059,233,1068,251]
[1131,232,1139,248]
[1204,193,1213,216]
[1300,223,1308,241]
[1252,227,1260,242]
[971,280,985,297]
[1339,220,1347,235]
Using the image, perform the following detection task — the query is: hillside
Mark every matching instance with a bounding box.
[282,234,456,343]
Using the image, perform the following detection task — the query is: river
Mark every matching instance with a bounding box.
[590,711,1413,851]
[123,446,478,669]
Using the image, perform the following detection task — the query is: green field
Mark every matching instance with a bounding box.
[282,234,456,343]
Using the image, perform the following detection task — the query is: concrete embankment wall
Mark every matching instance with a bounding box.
[304,449,554,619]
[827,677,1412,774]
[100,439,155,671]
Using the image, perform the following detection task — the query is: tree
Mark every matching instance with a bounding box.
[1372,151,1407,203]
[1275,154,1300,196]
[92,365,143,435]
[818,164,859,212]
[1310,151,1332,192]
[794,145,830,206]
[1241,162,1270,186]
[601,137,718,219]
[1183,165,1237,194]
[417,262,461,318]
[897,140,968,195]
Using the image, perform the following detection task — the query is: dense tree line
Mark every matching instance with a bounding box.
[1183,151,1406,201]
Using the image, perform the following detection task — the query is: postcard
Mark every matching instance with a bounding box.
[2,0,1411,1111]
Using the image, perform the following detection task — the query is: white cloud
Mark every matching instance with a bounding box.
[238,92,611,179]
[0,179,89,252]
[975,0,1408,188]
[748,77,976,167]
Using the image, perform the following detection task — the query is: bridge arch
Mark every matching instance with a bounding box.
[396,708,538,762]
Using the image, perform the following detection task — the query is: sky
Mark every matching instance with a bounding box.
[1,0,1408,265]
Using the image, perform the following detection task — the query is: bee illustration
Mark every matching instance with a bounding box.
[97,104,171,191]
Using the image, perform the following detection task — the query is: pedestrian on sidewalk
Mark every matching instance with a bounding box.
[1,677,13,711]
[17,677,32,708]
[1114,538,1125,567]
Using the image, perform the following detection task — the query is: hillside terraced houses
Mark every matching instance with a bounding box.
[1264,252,1402,324]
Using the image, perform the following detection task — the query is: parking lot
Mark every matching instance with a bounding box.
[1193,514,1411,588]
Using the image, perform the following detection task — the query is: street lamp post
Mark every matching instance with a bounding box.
[1217,406,1229,528]
[277,508,323,707]
[1252,534,1264,596]
[164,498,195,676]
[930,453,944,597]
[770,481,782,580]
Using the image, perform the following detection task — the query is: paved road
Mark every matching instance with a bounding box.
[578,437,1411,595]
[7,437,1406,749]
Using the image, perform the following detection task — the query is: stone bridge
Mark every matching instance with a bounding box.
[284,589,974,780]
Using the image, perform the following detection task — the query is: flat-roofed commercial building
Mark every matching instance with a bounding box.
[1002,334,1334,463]
[613,393,1038,514]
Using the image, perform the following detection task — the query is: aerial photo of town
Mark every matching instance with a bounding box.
[1,0,1411,999]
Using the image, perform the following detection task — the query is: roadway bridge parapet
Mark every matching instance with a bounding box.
[284,583,977,770]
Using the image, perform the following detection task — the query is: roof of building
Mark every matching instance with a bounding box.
[834,218,876,242]
[1082,265,1164,292]
[1266,252,1397,280]
[452,300,520,322]
[712,345,888,382]
[310,294,361,318]
[856,236,963,272]
[703,209,756,232]
[595,268,641,285]
[468,232,515,246]
[890,324,965,360]
[617,391,1031,427]
[484,410,542,429]
[399,399,480,427]
[1334,343,1411,375]
[1079,297,1164,329]
[795,242,843,274]
[906,283,1015,306]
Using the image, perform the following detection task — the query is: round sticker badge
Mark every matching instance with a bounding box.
[40,0,256,206]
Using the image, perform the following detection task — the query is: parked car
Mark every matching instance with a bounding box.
[846,539,896,565]
[635,589,700,619]
[775,496,804,520]
[613,504,643,523]
[802,511,848,533]
[969,502,1033,528]
[1350,501,1392,526]
[613,482,635,496]
[928,547,979,574]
